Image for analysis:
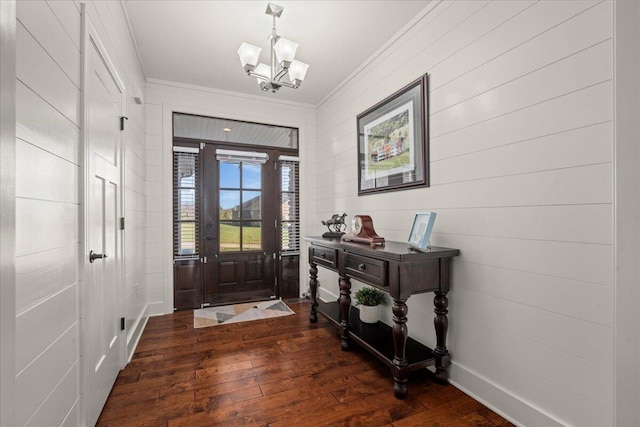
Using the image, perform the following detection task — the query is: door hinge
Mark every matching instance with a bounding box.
[120,116,128,131]
[200,142,205,150]
[201,302,211,308]
[274,162,277,170]
[120,317,125,331]
[201,256,207,264]
[119,217,125,230]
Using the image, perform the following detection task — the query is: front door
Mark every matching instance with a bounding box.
[83,25,123,426]
[201,144,278,305]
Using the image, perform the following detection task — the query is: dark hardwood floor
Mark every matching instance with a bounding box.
[97,300,514,427]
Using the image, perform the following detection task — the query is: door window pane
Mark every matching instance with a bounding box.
[242,221,262,250]
[220,221,241,252]
[281,193,297,221]
[281,164,295,191]
[219,161,240,188]
[179,189,196,220]
[220,190,240,220]
[242,163,261,189]
[179,222,196,254]
[242,191,261,220]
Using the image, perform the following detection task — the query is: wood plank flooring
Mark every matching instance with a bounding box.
[97,300,514,427]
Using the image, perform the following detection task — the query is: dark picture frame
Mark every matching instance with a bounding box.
[357,74,429,195]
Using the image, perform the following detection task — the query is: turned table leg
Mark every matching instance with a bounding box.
[309,263,318,323]
[392,298,409,399]
[433,290,450,383]
[339,275,352,351]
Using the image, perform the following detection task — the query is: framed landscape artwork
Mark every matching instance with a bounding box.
[357,74,429,195]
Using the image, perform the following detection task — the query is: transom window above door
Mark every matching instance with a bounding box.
[173,113,298,149]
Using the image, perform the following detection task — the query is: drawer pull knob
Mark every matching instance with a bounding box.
[358,263,366,271]
[320,253,326,258]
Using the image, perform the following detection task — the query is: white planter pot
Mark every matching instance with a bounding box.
[359,304,380,324]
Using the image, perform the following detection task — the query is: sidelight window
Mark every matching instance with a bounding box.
[173,147,200,258]
[279,156,300,254]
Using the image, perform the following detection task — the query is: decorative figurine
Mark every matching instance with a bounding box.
[321,213,347,238]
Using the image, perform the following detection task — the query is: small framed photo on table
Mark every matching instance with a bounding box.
[408,212,436,251]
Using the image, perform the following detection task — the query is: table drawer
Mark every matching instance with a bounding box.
[310,246,338,270]
[345,253,388,287]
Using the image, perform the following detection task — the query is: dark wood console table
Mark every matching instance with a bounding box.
[304,236,460,399]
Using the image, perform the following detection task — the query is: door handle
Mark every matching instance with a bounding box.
[89,250,108,263]
[206,235,215,240]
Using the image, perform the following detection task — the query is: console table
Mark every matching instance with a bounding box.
[304,236,460,399]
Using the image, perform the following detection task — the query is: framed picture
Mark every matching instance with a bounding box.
[408,212,436,251]
[357,74,429,195]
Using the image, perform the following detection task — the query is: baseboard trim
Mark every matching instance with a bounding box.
[147,300,170,317]
[449,362,564,427]
[126,303,149,363]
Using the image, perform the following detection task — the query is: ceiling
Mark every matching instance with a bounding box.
[122,1,432,106]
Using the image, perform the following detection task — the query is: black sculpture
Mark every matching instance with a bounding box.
[321,213,347,237]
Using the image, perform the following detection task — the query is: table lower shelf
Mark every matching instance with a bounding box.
[317,301,437,371]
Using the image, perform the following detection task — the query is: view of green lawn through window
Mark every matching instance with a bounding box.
[219,161,262,252]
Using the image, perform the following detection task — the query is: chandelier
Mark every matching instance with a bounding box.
[237,3,310,93]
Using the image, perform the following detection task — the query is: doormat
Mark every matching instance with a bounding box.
[193,300,295,329]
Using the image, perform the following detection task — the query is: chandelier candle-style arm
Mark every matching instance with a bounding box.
[237,2,309,93]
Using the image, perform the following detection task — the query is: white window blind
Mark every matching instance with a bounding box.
[216,149,269,164]
[173,150,199,258]
[280,156,299,255]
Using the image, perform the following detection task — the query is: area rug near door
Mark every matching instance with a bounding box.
[193,300,295,328]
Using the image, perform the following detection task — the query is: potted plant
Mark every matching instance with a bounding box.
[354,286,388,324]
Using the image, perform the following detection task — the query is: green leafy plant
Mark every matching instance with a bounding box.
[354,287,388,307]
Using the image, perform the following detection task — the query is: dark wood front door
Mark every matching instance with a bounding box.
[200,144,278,306]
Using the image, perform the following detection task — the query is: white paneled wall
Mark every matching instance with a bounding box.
[613,1,640,425]
[15,2,81,424]
[0,3,16,427]
[315,1,613,426]
[145,99,164,308]
[14,1,146,425]
[144,81,317,315]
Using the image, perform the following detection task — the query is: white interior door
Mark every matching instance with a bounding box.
[83,16,124,426]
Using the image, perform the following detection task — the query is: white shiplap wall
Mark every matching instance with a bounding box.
[0,2,16,427]
[613,1,640,425]
[14,1,147,425]
[314,1,613,426]
[144,80,317,315]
